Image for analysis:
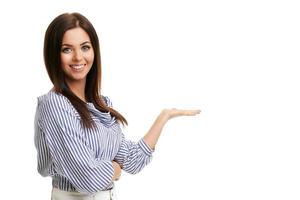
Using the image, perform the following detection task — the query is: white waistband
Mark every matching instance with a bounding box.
[51,187,116,200]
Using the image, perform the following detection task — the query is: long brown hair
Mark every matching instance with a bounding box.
[43,12,127,128]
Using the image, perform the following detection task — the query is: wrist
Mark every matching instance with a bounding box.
[160,109,170,123]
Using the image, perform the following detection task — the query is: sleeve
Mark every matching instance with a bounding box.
[114,137,154,174]
[102,96,154,174]
[34,104,52,177]
[37,95,114,194]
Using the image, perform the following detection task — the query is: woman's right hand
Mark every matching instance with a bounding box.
[112,161,122,181]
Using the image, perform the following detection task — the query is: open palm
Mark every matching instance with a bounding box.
[163,108,201,120]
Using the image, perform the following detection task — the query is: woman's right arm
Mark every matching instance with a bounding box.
[37,94,116,194]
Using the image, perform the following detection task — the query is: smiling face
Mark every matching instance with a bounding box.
[60,27,95,86]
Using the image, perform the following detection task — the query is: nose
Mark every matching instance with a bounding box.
[72,49,83,61]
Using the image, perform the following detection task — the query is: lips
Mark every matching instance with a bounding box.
[69,64,86,71]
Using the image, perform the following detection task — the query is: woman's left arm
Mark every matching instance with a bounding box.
[114,109,200,174]
[143,108,201,150]
[104,96,200,174]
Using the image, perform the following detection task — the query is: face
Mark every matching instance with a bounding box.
[60,27,94,85]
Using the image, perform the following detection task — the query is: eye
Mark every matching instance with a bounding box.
[82,45,91,52]
[62,48,72,54]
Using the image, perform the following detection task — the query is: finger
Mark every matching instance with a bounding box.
[180,109,201,116]
[190,109,201,115]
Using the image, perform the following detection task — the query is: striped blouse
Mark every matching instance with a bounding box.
[34,91,154,194]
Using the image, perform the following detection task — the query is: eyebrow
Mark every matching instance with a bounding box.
[61,41,91,47]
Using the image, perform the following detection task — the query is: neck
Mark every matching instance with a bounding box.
[66,79,87,102]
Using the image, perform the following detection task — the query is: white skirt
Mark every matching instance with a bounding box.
[51,187,116,200]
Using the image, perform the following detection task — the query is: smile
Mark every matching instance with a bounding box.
[70,64,86,70]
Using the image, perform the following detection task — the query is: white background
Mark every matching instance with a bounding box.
[0,0,299,199]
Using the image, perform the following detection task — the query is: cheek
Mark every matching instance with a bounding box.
[60,54,71,65]
[87,52,95,64]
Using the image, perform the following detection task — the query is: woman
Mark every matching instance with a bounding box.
[34,12,200,200]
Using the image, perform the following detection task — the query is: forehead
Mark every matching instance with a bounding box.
[62,27,91,44]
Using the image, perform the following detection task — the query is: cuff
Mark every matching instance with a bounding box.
[138,139,155,157]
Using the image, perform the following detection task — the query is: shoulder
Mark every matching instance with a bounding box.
[101,95,113,108]
[37,91,76,114]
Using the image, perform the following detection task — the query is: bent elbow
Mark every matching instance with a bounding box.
[125,163,145,175]
[37,166,49,177]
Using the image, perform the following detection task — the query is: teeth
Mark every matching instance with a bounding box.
[70,64,85,69]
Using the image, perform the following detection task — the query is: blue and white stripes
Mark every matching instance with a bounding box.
[34,91,153,194]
